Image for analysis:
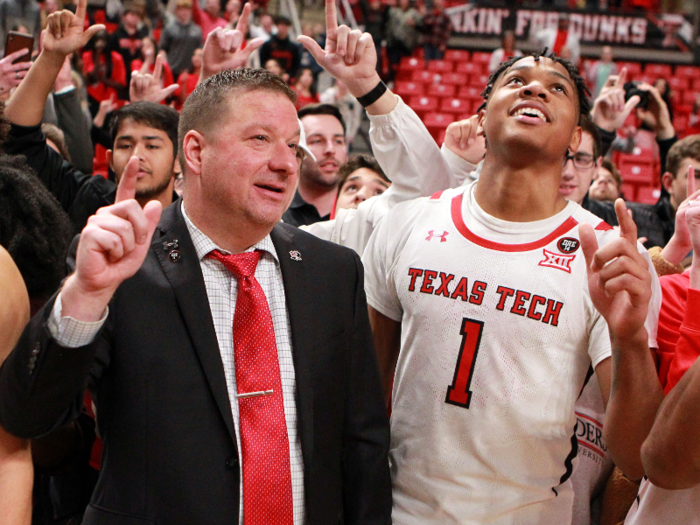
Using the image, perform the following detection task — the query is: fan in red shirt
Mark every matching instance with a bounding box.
[132,36,178,105]
[82,29,127,115]
[176,47,202,109]
[293,67,319,110]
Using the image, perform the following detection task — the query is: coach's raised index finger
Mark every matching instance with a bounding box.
[115,156,140,203]
[235,3,251,36]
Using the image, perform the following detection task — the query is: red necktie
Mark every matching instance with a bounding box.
[208,250,294,525]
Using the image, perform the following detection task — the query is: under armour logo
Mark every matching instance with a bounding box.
[538,249,576,273]
[426,230,449,242]
[289,250,302,261]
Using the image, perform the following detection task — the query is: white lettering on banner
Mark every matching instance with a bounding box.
[445,6,650,46]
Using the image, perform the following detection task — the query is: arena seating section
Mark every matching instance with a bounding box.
[395,48,700,205]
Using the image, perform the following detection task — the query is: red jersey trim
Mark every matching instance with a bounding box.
[595,221,613,231]
[450,193,579,252]
[430,191,444,200]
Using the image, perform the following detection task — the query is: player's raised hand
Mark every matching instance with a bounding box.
[298,0,378,96]
[579,199,652,343]
[130,53,179,103]
[591,68,640,133]
[200,3,264,81]
[444,115,486,165]
[71,157,162,299]
[42,0,105,57]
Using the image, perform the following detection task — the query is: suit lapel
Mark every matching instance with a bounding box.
[153,202,237,446]
[271,224,315,470]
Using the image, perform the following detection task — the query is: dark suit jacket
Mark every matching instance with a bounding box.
[0,202,391,525]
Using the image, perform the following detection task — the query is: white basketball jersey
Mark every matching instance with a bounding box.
[362,183,659,525]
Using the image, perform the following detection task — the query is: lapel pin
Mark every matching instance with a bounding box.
[163,240,179,252]
[169,250,181,262]
[289,250,302,261]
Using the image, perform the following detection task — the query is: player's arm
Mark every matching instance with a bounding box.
[581,199,664,480]
[5,0,103,127]
[368,306,401,406]
[639,193,700,489]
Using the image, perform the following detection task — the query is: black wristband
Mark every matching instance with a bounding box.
[356,80,388,108]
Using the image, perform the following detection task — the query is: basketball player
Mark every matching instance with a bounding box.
[361,53,663,523]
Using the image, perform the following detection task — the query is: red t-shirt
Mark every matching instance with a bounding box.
[655,271,700,393]
[82,50,127,103]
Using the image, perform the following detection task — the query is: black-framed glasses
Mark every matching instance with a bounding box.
[564,152,596,170]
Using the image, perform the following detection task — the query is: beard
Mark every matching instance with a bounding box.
[135,171,174,201]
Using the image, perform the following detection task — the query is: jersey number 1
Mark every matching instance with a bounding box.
[445,318,484,409]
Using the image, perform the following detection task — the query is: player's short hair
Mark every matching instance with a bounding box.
[298,103,346,134]
[0,155,72,302]
[479,52,591,123]
[666,134,700,179]
[336,154,389,198]
[111,102,180,158]
[579,117,601,159]
[179,68,296,170]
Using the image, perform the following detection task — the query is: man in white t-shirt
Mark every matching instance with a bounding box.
[361,52,664,524]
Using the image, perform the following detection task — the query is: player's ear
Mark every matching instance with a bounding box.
[568,125,582,154]
[476,107,486,137]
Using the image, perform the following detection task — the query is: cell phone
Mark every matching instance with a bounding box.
[4,32,34,64]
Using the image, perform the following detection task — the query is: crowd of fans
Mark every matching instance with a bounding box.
[0,0,699,523]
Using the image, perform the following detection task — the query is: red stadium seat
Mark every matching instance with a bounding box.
[428,60,453,73]
[621,183,636,201]
[617,150,655,185]
[617,61,642,78]
[456,62,481,75]
[437,129,447,145]
[440,98,471,114]
[399,56,423,71]
[644,63,672,78]
[635,186,661,205]
[470,73,490,89]
[472,51,491,64]
[668,77,689,92]
[674,115,689,135]
[693,78,700,92]
[411,70,441,84]
[441,72,468,85]
[408,95,439,116]
[395,81,425,97]
[423,113,456,140]
[675,65,700,79]
[444,49,470,63]
[458,85,483,101]
[427,84,456,97]
[681,90,698,106]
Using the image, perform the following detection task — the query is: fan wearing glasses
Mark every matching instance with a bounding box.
[558,118,618,224]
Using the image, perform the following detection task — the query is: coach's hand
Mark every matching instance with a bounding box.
[299,0,379,100]
[580,199,652,344]
[60,157,162,322]
[444,115,486,165]
[200,3,264,82]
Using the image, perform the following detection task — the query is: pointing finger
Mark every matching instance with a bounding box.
[326,0,338,35]
[688,165,696,197]
[153,53,163,83]
[115,156,140,203]
[235,3,251,37]
[614,198,638,246]
[76,0,88,22]
[614,67,627,90]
